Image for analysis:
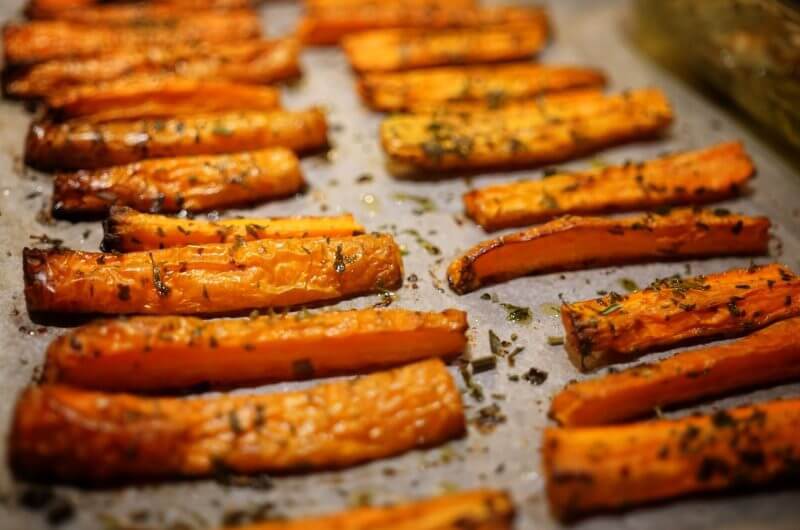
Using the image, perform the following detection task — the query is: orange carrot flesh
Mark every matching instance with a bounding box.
[464,141,754,231]
[543,398,800,521]
[26,108,328,171]
[381,88,671,171]
[342,23,548,73]
[299,4,541,46]
[46,77,282,123]
[561,263,800,371]
[51,148,304,218]
[44,308,467,392]
[6,39,301,100]
[448,209,770,294]
[10,359,465,483]
[23,234,404,315]
[362,63,605,112]
[225,490,514,530]
[3,14,261,65]
[101,207,365,252]
[550,317,800,426]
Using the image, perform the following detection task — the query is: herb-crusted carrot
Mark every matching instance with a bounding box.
[218,490,514,530]
[11,359,464,483]
[25,0,252,18]
[26,108,328,171]
[51,148,303,218]
[550,317,800,427]
[448,209,770,294]
[543,398,800,521]
[561,263,800,371]
[342,23,548,73]
[46,77,282,123]
[6,39,302,100]
[3,15,260,65]
[30,4,250,26]
[299,4,542,45]
[44,308,467,391]
[407,87,605,114]
[464,141,754,231]
[102,208,364,252]
[361,63,605,112]
[23,234,403,315]
[381,88,671,171]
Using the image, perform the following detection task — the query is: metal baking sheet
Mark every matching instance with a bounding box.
[2,1,800,529]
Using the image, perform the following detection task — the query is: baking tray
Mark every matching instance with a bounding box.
[1,1,800,529]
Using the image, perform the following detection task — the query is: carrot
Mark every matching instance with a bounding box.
[30,4,249,26]
[464,141,754,231]
[381,88,671,171]
[550,317,800,427]
[218,490,513,530]
[101,208,365,252]
[51,148,303,218]
[46,77,282,123]
[342,23,548,73]
[26,108,328,171]
[298,4,541,45]
[361,63,605,112]
[44,308,467,392]
[6,39,302,100]
[543,397,800,521]
[407,87,605,114]
[25,0,252,18]
[23,234,403,315]
[448,209,770,294]
[11,359,464,483]
[561,263,800,371]
[3,15,260,65]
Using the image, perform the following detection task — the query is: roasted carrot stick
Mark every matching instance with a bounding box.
[299,4,540,45]
[3,15,261,65]
[217,490,513,530]
[29,4,248,26]
[550,317,800,427]
[26,108,328,171]
[381,88,671,171]
[407,87,606,114]
[101,208,365,252]
[25,0,252,18]
[361,63,605,112]
[44,308,467,392]
[448,209,770,294]
[23,234,403,315]
[464,141,754,231]
[6,39,302,100]
[561,263,800,371]
[543,398,800,521]
[11,359,464,483]
[46,77,281,123]
[51,149,303,218]
[342,24,548,73]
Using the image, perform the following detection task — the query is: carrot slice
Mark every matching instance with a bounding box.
[381,88,671,171]
[448,209,770,294]
[3,14,260,65]
[298,4,540,46]
[101,207,365,252]
[361,63,605,112]
[550,317,800,426]
[561,263,800,371]
[464,141,754,231]
[44,308,467,391]
[342,23,548,73]
[543,398,800,521]
[26,108,328,171]
[51,148,303,218]
[218,490,513,530]
[10,359,464,483]
[6,39,302,100]
[46,77,281,123]
[23,234,403,315]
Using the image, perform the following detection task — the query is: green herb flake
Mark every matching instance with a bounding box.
[599,303,622,316]
[488,330,502,355]
[619,278,639,292]
[547,336,564,346]
[501,303,532,324]
[470,356,497,374]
